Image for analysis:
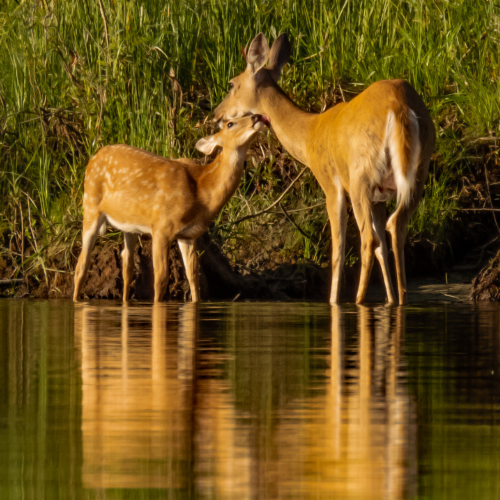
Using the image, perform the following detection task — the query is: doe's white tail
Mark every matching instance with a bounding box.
[385,108,420,210]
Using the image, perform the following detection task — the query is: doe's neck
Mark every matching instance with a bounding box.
[259,84,318,166]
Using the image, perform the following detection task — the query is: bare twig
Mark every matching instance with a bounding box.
[267,200,326,214]
[441,293,461,300]
[54,44,83,89]
[484,163,500,232]
[460,208,500,212]
[0,279,23,286]
[229,168,307,226]
[280,203,314,241]
[44,268,74,274]
[476,235,499,268]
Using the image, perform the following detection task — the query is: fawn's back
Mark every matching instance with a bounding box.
[83,145,205,236]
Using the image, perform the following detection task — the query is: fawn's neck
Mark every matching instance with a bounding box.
[197,147,246,216]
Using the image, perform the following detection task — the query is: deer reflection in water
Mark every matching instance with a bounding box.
[75,304,416,499]
[75,303,197,490]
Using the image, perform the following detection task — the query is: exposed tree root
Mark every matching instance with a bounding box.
[470,250,500,301]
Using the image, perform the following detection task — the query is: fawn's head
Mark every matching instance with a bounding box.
[196,114,270,155]
[213,33,291,124]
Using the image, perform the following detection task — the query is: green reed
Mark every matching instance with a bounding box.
[0,0,498,276]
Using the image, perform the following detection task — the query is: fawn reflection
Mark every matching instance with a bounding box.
[75,303,197,490]
[75,304,415,499]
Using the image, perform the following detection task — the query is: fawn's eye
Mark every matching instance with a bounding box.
[227,122,234,129]
[228,82,234,90]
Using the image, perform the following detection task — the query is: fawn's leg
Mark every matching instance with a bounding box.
[178,239,200,303]
[152,231,170,302]
[73,213,105,301]
[122,233,138,303]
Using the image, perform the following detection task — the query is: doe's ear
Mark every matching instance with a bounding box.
[246,33,270,74]
[196,135,220,155]
[267,33,291,83]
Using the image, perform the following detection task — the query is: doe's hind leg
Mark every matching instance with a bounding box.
[350,177,377,304]
[386,176,427,305]
[73,213,105,301]
[371,203,396,305]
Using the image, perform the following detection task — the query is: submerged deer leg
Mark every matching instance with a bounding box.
[178,239,200,303]
[122,233,138,303]
[73,213,105,301]
[152,231,171,302]
[371,202,396,304]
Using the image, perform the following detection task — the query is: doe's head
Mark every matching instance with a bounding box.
[213,33,291,124]
[196,114,270,155]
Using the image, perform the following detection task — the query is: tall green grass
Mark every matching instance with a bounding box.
[0,0,498,276]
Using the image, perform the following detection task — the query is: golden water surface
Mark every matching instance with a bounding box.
[1,300,500,499]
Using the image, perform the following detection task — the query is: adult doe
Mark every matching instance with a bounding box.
[73,114,269,303]
[214,33,436,305]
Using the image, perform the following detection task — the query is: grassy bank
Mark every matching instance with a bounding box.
[0,0,499,287]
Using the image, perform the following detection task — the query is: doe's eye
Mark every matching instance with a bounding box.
[228,82,234,90]
[227,122,234,129]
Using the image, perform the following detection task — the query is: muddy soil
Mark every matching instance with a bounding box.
[0,233,478,304]
[0,234,333,302]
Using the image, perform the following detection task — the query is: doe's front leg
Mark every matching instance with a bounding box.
[326,182,347,305]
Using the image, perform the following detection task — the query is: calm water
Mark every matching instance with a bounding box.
[1,300,500,499]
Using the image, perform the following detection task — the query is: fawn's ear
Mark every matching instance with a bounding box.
[196,135,220,155]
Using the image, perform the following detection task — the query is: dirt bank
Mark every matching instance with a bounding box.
[0,234,334,302]
[0,232,480,304]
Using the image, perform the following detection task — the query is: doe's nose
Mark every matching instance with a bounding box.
[252,114,271,126]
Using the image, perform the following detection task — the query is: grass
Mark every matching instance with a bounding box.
[0,0,499,282]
